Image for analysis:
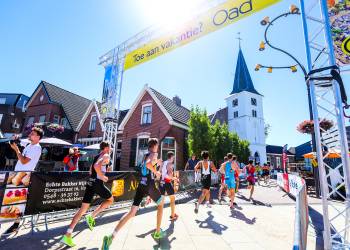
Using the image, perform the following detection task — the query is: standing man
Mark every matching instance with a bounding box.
[61,141,113,247]
[2,127,43,236]
[101,138,165,250]
[184,154,198,171]
[159,151,178,221]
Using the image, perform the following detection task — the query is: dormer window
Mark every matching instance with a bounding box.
[141,104,152,124]
[89,114,97,131]
[251,98,257,106]
[232,99,238,107]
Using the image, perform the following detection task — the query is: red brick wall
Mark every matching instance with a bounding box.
[77,105,103,139]
[119,91,188,171]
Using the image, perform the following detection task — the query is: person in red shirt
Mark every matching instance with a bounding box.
[246,160,256,200]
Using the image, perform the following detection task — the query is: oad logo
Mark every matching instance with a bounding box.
[213,0,253,26]
[342,37,350,56]
[128,180,139,192]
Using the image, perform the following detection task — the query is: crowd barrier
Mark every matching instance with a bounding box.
[0,170,219,224]
[277,173,309,250]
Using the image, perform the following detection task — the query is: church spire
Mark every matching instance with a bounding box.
[231,44,261,96]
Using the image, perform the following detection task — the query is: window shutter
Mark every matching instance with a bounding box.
[129,138,137,168]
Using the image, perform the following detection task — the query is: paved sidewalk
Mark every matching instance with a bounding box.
[0,183,321,250]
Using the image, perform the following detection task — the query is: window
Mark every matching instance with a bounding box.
[0,114,3,125]
[276,157,281,168]
[252,110,257,117]
[53,115,60,124]
[141,105,152,124]
[61,117,69,128]
[136,137,149,165]
[232,99,238,107]
[89,114,97,131]
[39,115,46,123]
[234,111,238,118]
[27,116,35,125]
[251,98,257,106]
[161,137,176,165]
[0,98,6,104]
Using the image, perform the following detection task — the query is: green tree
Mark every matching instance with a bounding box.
[238,139,251,164]
[187,106,211,158]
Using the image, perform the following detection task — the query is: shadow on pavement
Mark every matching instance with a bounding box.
[195,211,228,235]
[230,209,257,225]
[155,220,176,249]
[251,198,272,207]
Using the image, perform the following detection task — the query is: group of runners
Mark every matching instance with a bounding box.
[60,138,268,249]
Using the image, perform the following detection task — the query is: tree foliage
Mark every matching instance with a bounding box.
[188,106,251,165]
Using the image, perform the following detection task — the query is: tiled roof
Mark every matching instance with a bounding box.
[210,107,228,125]
[42,81,92,131]
[266,145,294,155]
[231,48,261,96]
[149,88,190,125]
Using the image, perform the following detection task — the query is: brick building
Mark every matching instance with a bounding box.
[266,144,295,169]
[118,85,190,171]
[0,93,29,138]
[23,81,104,144]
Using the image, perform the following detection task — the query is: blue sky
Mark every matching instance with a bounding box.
[0,0,349,147]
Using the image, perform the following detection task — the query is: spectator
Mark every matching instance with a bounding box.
[63,147,81,172]
[184,154,198,171]
[2,127,43,236]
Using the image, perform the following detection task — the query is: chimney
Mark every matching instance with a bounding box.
[173,95,181,106]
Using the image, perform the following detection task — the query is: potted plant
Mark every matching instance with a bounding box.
[297,119,334,134]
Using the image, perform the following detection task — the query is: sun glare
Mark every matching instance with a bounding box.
[137,0,206,30]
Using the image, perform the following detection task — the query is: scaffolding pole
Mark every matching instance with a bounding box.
[300,0,350,249]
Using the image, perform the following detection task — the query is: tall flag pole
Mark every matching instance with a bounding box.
[282,144,288,173]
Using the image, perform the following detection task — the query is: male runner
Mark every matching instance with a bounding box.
[220,153,238,209]
[159,151,178,220]
[246,160,256,200]
[101,138,165,250]
[61,141,113,247]
[194,151,217,213]
[262,163,270,184]
[218,156,228,204]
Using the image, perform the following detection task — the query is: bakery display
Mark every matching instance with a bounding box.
[3,189,27,205]
[0,205,22,219]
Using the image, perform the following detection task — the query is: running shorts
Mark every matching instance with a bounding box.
[132,180,163,206]
[201,174,211,190]
[159,182,175,196]
[82,178,112,204]
[225,178,236,190]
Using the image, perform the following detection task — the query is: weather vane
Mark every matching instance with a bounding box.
[237,32,242,48]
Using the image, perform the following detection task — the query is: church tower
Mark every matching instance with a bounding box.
[226,46,267,164]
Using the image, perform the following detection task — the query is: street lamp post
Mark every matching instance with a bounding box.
[255,5,321,197]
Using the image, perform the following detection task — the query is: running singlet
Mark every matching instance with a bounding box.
[140,153,154,185]
[161,160,172,183]
[224,162,236,189]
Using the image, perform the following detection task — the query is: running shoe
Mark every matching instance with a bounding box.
[152,229,166,240]
[170,214,179,221]
[101,235,113,250]
[85,214,95,231]
[206,202,212,208]
[60,235,76,247]
[194,202,199,214]
[218,199,222,205]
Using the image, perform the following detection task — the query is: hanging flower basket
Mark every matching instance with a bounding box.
[47,123,64,134]
[297,119,334,134]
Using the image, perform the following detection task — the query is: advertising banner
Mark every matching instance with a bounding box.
[24,172,138,215]
[101,64,117,119]
[283,173,290,193]
[327,1,350,66]
[124,0,280,70]
[0,172,31,222]
[288,174,305,197]
[277,172,283,188]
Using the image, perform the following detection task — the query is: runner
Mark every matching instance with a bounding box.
[61,141,113,248]
[219,153,238,209]
[233,156,240,194]
[218,156,228,205]
[159,151,178,221]
[262,163,270,184]
[101,138,165,250]
[194,151,217,213]
[246,160,256,201]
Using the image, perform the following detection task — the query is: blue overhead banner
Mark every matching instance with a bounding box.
[101,64,117,119]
